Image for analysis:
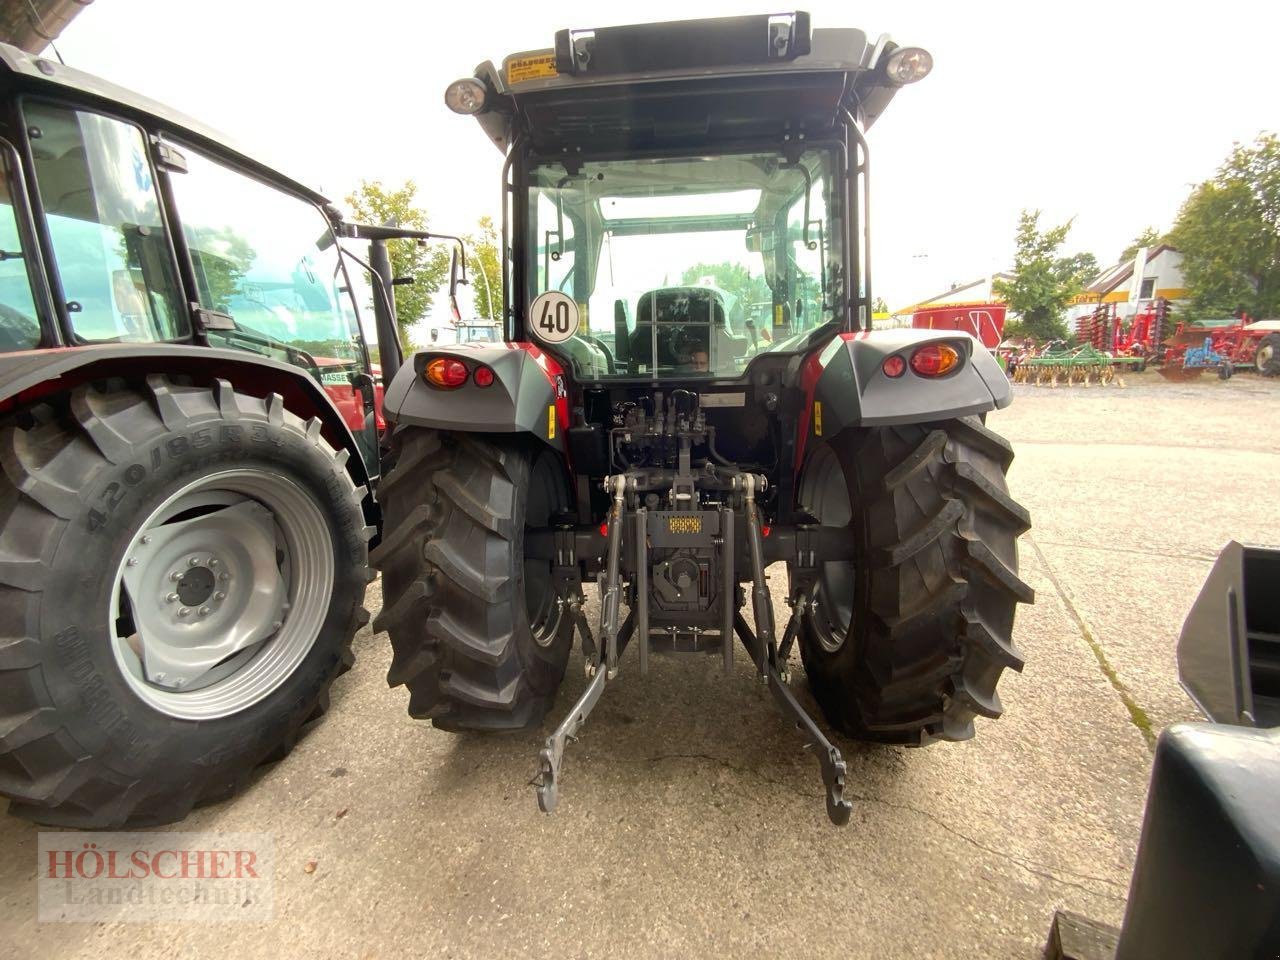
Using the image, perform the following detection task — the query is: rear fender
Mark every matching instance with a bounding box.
[800,329,1010,444]
[0,343,373,491]
[383,343,569,451]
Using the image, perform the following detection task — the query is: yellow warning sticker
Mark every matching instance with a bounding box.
[813,401,823,437]
[505,52,558,85]
[547,404,557,440]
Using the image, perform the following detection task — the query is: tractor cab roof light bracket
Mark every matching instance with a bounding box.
[553,12,812,77]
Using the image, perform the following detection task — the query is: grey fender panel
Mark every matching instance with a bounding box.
[0,343,372,488]
[384,345,562,448]
[812,329,1010,434]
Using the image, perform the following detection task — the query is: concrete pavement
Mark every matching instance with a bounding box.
[2,372,1276,959]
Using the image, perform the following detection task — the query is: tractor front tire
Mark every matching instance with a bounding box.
[0,376,371,827]
[372,431,573,730]
[796,416,1033,744]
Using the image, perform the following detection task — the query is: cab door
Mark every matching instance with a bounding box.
[161,144,381,476]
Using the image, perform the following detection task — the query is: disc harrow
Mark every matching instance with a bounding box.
[1013,344,1139,387]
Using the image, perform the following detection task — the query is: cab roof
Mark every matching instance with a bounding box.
[468,14,910,154]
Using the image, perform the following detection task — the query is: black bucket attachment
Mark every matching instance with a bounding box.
[1177,540,1280,727]
[1112,723,1280,959]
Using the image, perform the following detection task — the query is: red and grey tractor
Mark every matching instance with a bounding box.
[0,42,442,826]
[373,13,1033,823]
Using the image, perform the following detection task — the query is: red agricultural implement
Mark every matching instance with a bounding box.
[1160,314,1280,380]
[1075,299,1169,369]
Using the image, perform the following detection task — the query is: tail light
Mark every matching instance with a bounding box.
[425,357,469,389]
[882,355,906,378]
[473,365,495,387]
[910,343,961,377]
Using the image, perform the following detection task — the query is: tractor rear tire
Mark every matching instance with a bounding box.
[372,431,574,730]
[1255,334,1280,377]
[795,416,1032,744]
[0,376,371,827]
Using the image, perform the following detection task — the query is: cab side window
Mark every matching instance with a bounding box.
[26,102,186,342]
[168,148,364,376]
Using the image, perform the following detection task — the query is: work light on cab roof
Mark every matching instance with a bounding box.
[444,77,487,115]
[885,46,932,84]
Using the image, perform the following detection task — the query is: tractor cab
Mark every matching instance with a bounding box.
[445,12,932,385]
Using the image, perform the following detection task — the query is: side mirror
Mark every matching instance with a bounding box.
[446,240,470,325]
[449,247,462,324]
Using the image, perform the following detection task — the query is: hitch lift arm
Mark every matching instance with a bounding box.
[536,473,628,814]
[739,473,853,826]
[534,471,853,825]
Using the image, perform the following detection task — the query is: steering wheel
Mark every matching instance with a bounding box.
[671,325,701,363]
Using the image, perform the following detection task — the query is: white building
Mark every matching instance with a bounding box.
[1065,245,1187,325]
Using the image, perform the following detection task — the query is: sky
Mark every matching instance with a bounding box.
[51,0,1280,325]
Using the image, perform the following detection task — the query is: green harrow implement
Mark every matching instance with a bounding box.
[1013,344,1142,387]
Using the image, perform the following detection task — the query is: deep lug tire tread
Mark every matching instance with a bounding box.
[371,430,572,732]
[799,415,1031,745]
[0,376,370,827]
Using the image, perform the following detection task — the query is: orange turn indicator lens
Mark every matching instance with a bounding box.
[425,357,468,388]
[910,343,960,377]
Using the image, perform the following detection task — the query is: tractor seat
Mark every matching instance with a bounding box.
[630,286,733,371]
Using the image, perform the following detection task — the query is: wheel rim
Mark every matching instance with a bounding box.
[1258,343,1274,372]
[802,446,854,654]
[524,453,564,648]
[109,469,335,720]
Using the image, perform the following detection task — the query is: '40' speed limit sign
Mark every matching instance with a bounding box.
[529,291,579,343]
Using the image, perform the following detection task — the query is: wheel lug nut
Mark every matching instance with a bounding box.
[170,571,182,582]
[178,607,190,618]
[214,591,226,601]
[140,535,151,545]
[166,593,179,603]
[188,557,201,567]
[126,557,138,567]
[198,606,211,617]
[209,558,219,568]
[220,573,230,582]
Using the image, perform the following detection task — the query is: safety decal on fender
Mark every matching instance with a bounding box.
[547,404,557,440]
[813,401,823,436]
[530,291,579,344]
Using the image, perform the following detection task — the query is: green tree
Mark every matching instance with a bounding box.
[344,179,449,347]
[872,296,889,314]
[679,261,771,310]
[1168,133,1280,320]
[1120,226,1163,263]
[465,215,502,323]
[993,210,1095,342]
